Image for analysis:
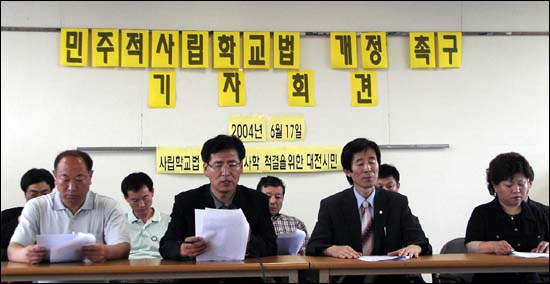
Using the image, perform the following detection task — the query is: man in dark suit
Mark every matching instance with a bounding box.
[306,138,431,283]
[160,134,277,261]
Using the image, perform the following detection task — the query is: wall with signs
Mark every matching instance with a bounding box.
[1,2,549,262]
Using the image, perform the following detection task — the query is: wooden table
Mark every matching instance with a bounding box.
[1,255,309,282]
[308,253,550,283]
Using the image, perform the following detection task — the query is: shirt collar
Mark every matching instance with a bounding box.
[210,191,235,209]
[353,187,375,209]
[52,191,94,211]
[128,208,161,224]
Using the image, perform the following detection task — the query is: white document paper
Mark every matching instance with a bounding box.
[276,229,306,255]
[358,255,411,262]
[37,232,96,263]
[195,208,249,262]
[511,251,550,258]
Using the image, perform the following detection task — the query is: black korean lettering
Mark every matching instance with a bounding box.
[187,34,204,65]
[66,31,83,63]
[442,35,458,65]
[218,34,236,65]
[222,72,241,103]
[278,35,294,66]
[96,32,114,64]
[126,33,143,64]
[292,73,310,103]
[335,35,353,65]
[365,34,382,65]
[354,73,372,104]
[248,34,266,66]
[156,33,175,65]
[414,35,430,64]
[153,74,171,105]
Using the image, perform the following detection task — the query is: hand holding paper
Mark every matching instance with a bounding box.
[37,232,96,263]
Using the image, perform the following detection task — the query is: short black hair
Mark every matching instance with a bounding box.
[341,138,381,185]
[379,164,400,183]
[486,152,534,196]
[256,176,286,195]
[121,172,154,198]
[54,150,93,171]
[201,134,246,164]
[20,168,55,192]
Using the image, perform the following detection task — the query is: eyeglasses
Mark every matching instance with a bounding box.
[207,161,241,172]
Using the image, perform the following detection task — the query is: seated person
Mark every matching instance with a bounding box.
[160,134,277,261]
[8,150,130,264]
[465,152,549,283]
[306,138,431,283]
[256,175,309,255]
[1,168,54,261]
[121,172,170,259]
[377,164,400,192]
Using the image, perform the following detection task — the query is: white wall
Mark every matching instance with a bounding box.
[2,1,549,263]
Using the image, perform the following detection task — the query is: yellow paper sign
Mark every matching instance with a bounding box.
[228,115,266,141]
[330,32,357,68]
[351,71,377,107]
[243,32,271,69]
[267,115,305,141]
[151,30,179,68]
[361,32,388,69]
[156,147,202,174]
[91,29,119,67]
[219,70,246,106]
[274,32,300,69]
[182,31,209,68]
[149,71,176,108]
[121,29,149,67]
[409,32,435,69]
[288,70,314,106]
[60,28,89,67]
[157,146,343,174]
[437,32,462,68]
[213,31,241,69]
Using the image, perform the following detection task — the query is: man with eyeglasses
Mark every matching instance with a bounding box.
[160,134,277,261]
[121,172,169,259]
[8,150,130,264]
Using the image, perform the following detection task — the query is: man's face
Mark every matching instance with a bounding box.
[126,185,154,217]
[377,176,400,192]
[345,148,378,197]
[24,181,52,201]
[204,149,242,196]
[54,156,92,212]
[261,186,284,216]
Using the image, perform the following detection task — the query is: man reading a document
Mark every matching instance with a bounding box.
[160,134,277,260]
[8,150,130,264]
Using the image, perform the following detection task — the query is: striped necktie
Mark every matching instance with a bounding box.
[361,200,374,255]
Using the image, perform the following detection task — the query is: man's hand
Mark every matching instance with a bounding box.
[179,236,208,257]
[388,244,422,258]
[81,243,108,263]
[323,245,362,259]
[23,245,48,264]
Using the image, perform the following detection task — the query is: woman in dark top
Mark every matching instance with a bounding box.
[465,152,549,283]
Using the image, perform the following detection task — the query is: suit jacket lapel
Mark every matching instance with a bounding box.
[200,184,216,209]
[341,188,363,251]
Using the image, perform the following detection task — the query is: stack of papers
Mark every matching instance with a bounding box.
[195,208,249,262]
[511,251,549,258]
[276,229,306,255]
[36,232,96,263]
[358,255,411,262]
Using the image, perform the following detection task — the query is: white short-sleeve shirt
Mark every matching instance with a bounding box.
[10,191,130,246]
